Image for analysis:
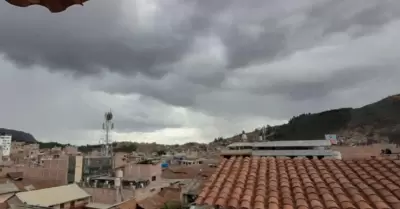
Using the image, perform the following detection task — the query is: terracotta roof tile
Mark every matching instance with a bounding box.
[195,157,400,209]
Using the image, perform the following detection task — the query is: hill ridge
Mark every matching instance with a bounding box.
[215,94,400,146]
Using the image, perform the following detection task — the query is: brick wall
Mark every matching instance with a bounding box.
[23,157,69,185]
[0,166,25,177]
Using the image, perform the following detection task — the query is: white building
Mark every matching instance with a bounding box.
[0,135,12,156]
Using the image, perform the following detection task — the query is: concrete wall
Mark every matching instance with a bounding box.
[83,187,135,204]
[114,152,127,169]
[59,197,90,209]
[41,197,90,209]
[123,163,161,181]
[64,146,78,155]
[332,143,400,159]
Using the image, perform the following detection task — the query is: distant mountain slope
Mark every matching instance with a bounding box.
[0,128,37,143]
[216,94,400,145]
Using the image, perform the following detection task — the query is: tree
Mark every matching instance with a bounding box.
[156,150,166,156]
[113,143,137,153]
[38,142,66,149]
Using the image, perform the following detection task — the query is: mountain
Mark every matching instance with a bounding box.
[0,128,37,143]
[215,94,400,145]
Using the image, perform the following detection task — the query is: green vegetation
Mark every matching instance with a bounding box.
[113,143,137,153]
[156,150,166,156]
[218,94,400,143]
[77,144,102,153]
[38,141,68,149]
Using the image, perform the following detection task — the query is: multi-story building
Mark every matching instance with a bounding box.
[0,134,12,157]
[82,156,113,179]
[122,160,162,182]
[64,146,79,155]
[23,155,85,185]
[23,143,40,159]
[11,141,24,154]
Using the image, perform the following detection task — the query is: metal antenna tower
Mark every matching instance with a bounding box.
[102,110,114,157]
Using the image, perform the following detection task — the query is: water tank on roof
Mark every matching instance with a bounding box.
[116,169,123,178]
[333,151,342,159]
[115,178,121,187]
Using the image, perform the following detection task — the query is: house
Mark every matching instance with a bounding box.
[16,184,91,208]
[121,161,161,182]
[194,156,400,209]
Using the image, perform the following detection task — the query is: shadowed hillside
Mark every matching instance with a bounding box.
[217,94,400,145]
[273,108,352,141]
[0,128,37,143]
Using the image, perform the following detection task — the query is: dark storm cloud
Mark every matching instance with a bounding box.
[218,0,400,70]
[255,67,400,101]
[108,118,181,133]
[95,75,211,107]
[307,0,400,38]
[0,0,221,78]
[1,0,398,77]
[2,0,400,110]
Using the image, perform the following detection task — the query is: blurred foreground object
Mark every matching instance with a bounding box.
[5,0,89,13]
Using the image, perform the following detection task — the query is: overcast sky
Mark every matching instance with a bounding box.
[0,0,400,145]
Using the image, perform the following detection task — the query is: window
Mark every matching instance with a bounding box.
[151,176,156,181]
[60,203,64,209]
[71,201,75,208]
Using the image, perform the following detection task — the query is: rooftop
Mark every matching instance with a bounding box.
[227,140,332,148]
[16,184,91,207]
[220,149,340,158]
[195,156,400,209]
[138,187,181,209]
[0,182,19,195]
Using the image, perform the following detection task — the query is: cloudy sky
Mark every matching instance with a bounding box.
[0,0,400,145]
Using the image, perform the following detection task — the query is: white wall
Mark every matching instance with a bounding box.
[75,156,83,183]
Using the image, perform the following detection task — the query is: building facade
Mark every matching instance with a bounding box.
[82,156,113,179]
[122,162,161,182]
[0,135,12,157]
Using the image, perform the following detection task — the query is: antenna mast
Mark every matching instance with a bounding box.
[102,110,114,157]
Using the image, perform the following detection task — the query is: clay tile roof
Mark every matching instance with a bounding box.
[195,157,400,209]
